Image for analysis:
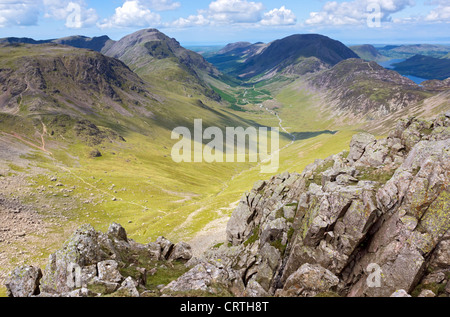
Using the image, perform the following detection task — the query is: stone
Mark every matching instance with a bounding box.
[226,202,255,245]
[157,236,174,260]
[347,133,376,163]
[243,278,270,297]
[87,277,120,295]
[280,264,339,297]
[107,222,128,242]
[97,260,123,283]
[161,262,244,297]
[40,224,115,294]
[116,277,140,297]
[147,242,162,260]
[390,290,412,297]
[7,115,449,299]
[66,287,97,297]
[418,289,436,297]
[168,242,193,262]
[5,266,42,297]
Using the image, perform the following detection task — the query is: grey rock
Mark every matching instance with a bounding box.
[226,200,255,246]
[87,277,120,295]
[40,224,113,294]
[244,278,270,297]
[97,260,123,283]
[168,242,193,262]
[347,133,376,163]
[162,261,244,297]
[418,289,436,297]
[147,242,162,260]
[66,287,97,297]
[390,289,412,297]
[5,266,42,297]
[107,222,128,242]
[116,276,140,297]
[156,236,174,260]
[280,264,339,297]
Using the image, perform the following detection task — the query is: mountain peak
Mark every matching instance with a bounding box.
[230,33,359,79]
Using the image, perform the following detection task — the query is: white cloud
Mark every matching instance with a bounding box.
[43,0,98,28]
[0,0,40,27]
[305,0,415,26]
[424,0,450,22]
[141,0,181,11]
[169,0,297,28]
[260,6,297,26]
[171,14,210,28]
[207,0,265,24]
[98,0,161,29]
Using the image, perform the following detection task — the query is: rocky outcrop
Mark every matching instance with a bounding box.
[167,114,450,298]
[5,223,192,297]
[5,114,450,297]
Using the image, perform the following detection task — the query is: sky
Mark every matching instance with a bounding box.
[0,0,449,45]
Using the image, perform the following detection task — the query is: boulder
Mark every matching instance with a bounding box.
[390,289,412,297]
[97,260,123,283]
[107,222,128,242]
[279,264,339,297]
[168,242,193,262]
[347,133,376,163]
[5,266,42,297]
[161,261,244,297]
[116,277,140,297]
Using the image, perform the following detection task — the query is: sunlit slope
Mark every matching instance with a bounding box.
[0,42,291,252]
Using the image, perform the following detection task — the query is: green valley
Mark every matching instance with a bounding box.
[0,28,449,298]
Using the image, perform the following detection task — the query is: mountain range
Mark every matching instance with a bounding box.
[0,28,448,298]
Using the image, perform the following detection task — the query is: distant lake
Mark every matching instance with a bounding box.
[378,59,428,85]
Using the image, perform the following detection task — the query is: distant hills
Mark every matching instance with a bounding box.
[377,44,450,59]
[349,44,389,62]
[391,54,450,80]
[0,30,448,128]
[0,35,114,53]
[207,34,359,80]
[0,30,221,101]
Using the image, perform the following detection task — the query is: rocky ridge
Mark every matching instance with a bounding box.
[5,223,193,297]
[5,114,450,297]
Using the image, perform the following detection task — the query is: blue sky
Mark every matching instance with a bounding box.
[0,0,449,45]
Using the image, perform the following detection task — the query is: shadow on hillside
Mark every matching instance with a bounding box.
[287,130,338,141]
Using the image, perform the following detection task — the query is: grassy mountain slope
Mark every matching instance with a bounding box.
[102,29,220,100]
